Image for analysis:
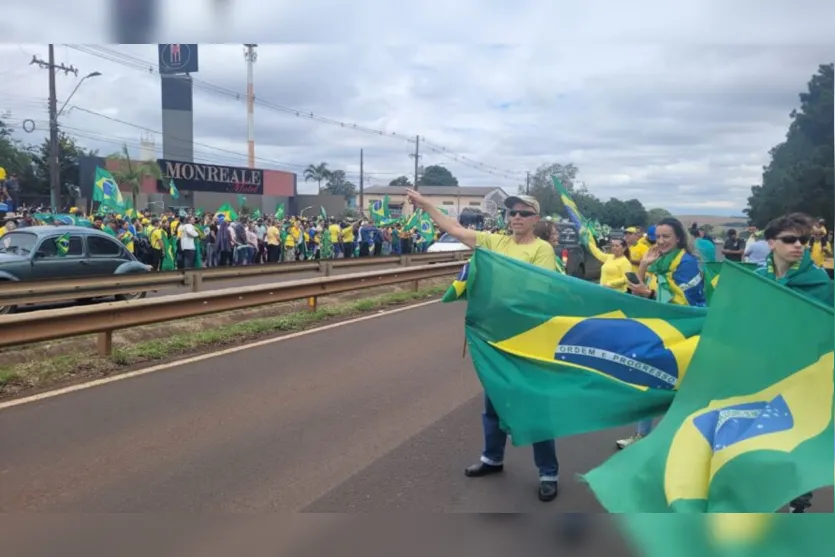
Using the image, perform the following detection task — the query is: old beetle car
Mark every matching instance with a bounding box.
[0,226,151,314]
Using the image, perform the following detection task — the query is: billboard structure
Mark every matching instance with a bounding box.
[158,44,198,207]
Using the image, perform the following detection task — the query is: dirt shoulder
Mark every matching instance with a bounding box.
[0,278,454,401]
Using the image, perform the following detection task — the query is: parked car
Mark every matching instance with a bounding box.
[0,226,151,314]
[555,223,602,280]
[427,233,469,253]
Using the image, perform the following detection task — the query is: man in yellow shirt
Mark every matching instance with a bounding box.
[405,189,559,502]
[149,218,166,271]
[341,223,355,258]
[265,219,281,263]
[328,219,342,258]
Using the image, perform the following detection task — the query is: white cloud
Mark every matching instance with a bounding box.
[1,1,832,215]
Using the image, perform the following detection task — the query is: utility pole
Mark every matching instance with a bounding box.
[244,44,258,168]
[359,148,364,216]
[31,46,79,211]
[410,135,421,192]
[526,171,530,194]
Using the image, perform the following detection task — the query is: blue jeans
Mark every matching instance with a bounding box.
[481,395,559,481]
[636,419,654,436]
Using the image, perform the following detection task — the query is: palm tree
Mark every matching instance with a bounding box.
[304,162,331,190]
[108,144,162,210]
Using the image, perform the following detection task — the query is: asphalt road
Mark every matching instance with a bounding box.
[0,301,830,556]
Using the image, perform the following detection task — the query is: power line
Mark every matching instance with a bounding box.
[1,113,404,183]
[64,44,527,182]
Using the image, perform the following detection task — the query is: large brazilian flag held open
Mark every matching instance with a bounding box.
[463,248,707,445]
[583,261,834,513]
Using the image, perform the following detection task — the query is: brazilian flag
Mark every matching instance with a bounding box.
[161,232,176,271]
[441,260,469,302]
[584,262,834,513]
[704,261,759,305]
[619,514,835,557]
[462,248,706,445]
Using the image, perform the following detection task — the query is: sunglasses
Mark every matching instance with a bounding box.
[508,210,537,218]
[776,235,810,245]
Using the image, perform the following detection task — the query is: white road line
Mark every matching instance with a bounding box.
[0,299,442,412]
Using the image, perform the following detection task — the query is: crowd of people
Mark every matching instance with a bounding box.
[0,205,459,271]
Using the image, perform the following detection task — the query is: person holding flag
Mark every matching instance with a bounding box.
[406,188,561,503]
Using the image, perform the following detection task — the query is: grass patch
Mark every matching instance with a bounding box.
[0,284,447,398]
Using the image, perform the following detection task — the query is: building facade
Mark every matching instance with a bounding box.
[361,185,509,219]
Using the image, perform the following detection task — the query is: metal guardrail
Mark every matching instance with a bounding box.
[0,251,471,307]
[0,261,466,356]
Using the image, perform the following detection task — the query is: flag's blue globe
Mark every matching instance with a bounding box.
[101,179,117,197]
[555,319,679,390]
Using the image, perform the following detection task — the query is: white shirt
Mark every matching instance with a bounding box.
[180,223,198,250]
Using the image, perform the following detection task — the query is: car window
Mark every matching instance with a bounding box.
[438,234,461,243]
[87,235,124,257]
[0,231,38,256]
[38,235,83,258]
[557,226,578,243]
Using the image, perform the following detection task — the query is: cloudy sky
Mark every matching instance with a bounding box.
[1,2,832,215]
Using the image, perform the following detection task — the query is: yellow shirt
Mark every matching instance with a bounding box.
[284,229,295,248]
[329,224,340,243]
[0,226,5,238]
[266,226,280,245]
[150,228,165,250]
[629,237,651,272]
[341,227,354,243]
[587,241,633,292]
[474,231,556,270]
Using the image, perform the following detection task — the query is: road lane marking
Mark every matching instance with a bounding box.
[0,299,442,412]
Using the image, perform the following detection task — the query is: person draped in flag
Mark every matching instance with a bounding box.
[615,217,706,450]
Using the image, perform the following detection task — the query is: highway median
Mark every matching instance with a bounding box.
[0,279,451,400]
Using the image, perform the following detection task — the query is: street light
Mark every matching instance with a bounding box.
[58,71,102,117]
[49,70,101,210]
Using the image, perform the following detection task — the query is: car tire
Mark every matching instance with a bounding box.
[116,291,147,302]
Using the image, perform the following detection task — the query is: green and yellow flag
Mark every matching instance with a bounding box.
[54,233,71,256]
[369,196,390,225]
[274,203,285,220]
[584,261,834,512]
[216,203,238,222]
[704,261,758,305]
[161,233,176,271]
[463,248,706,444]
[619,514,834,557]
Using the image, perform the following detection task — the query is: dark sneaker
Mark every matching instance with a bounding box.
[539,480,558,502]
[464,462,504,478]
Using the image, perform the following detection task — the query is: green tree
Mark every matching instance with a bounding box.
[0,121,35,190]
[107,144,163,210]
[388,175,413,188]
[572,184,606,221]
[622,199,649,227]
[602,198,629,227]
[29,132,95,202]
[324,169,357,199]
[746,63,834,227]
[419,165,458,187]
[304,162,331,190]
[521,162,579,216]
[646,207,673,225]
